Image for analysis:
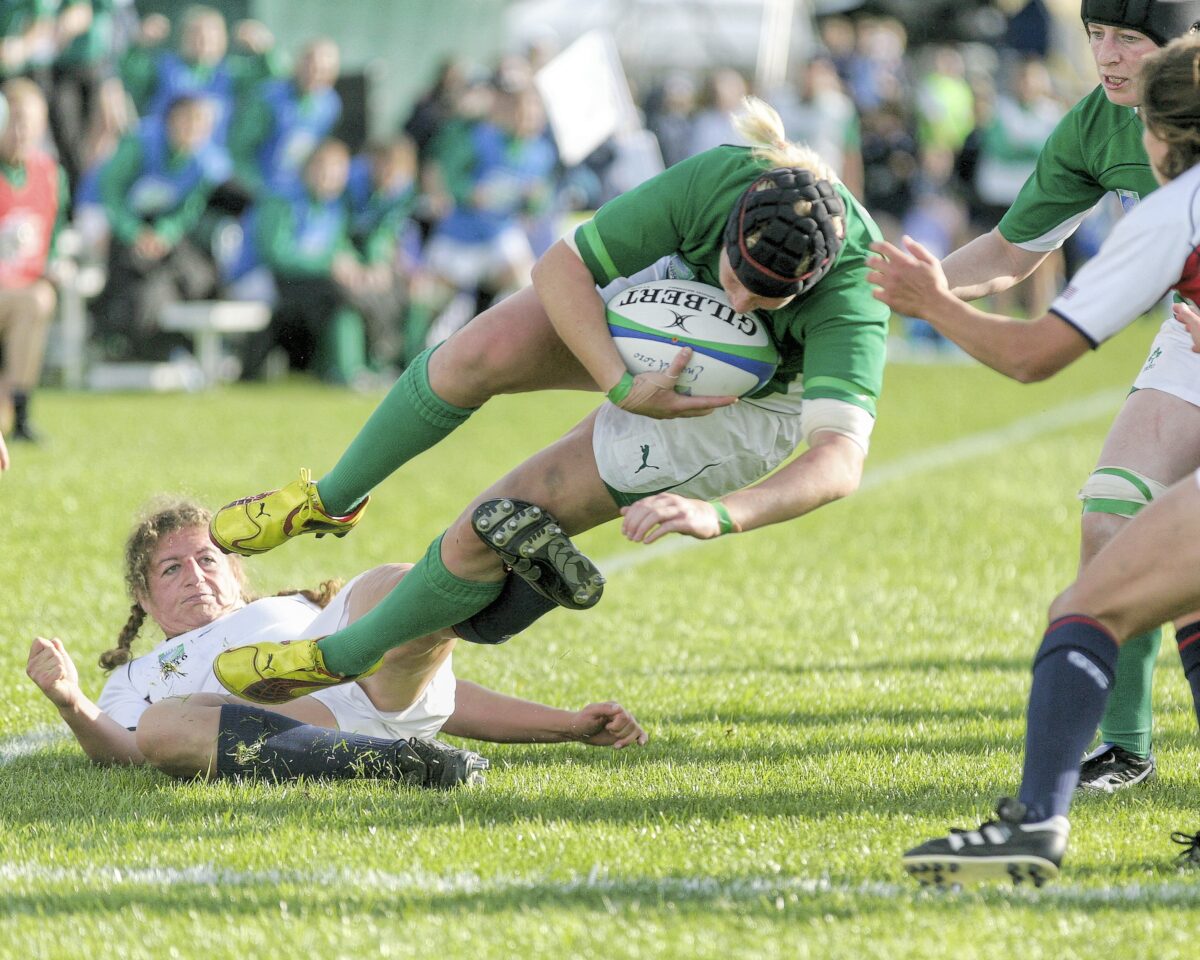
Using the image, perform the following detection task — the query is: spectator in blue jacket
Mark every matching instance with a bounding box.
[409,81,557,363]
[143,6,235,144]
[228,37,342,199]
[95,94,228,359]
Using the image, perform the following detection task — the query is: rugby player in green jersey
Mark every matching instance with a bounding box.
[203,98,891,704]
[872,0,1200,793]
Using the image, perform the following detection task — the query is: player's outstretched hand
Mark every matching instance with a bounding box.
[866,235,951,317]
[617,347,737,420]
[1174,301,1200,352]
[569,701,648,749]
[27,636,82,709]
[620,492,725,543]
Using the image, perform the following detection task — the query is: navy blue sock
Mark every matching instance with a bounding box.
[1017,616,1119,822]
[453,575,556,645]
[1176,621,1200,731]
[214,704,421,782]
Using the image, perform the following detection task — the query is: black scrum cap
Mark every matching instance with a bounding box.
[723,167,846,299]
[1081,0,1200,46]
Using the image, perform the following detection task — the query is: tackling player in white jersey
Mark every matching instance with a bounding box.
[26,500,645,785]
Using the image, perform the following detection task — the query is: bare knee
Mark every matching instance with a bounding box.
[429,288,574,404]
[358,562,413,595]
[31,280,56,320]
[135,699,220,779]
[1079,511,1128,567]
[1048,584,1083,624]
[3,282,58,327]
[434,314,525,402]
[343,563,413,623]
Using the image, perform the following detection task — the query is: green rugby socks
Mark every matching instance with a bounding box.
[317,534,503,677]
[1096,626,1159,758]
[317,346,474,515]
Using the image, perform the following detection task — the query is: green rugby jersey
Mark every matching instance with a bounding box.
[573,146,888,414]
[998,86,1159,250]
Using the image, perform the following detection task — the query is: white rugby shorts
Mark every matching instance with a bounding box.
[592,256,806,503]
[593,380,806,503]
[1132,315,1200,409]
[304,575,456,741]
[310,678,454,742]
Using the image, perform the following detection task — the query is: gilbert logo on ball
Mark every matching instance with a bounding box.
[606,279,780,397]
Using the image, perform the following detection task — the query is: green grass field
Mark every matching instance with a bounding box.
[4,319,1199,960]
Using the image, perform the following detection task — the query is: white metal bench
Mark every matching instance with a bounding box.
[159,300,271,386]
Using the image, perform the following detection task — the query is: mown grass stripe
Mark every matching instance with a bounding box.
[3,862,1199,907]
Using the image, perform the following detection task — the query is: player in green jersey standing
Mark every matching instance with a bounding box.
[878,0,1200,792]
[203,97,891,703]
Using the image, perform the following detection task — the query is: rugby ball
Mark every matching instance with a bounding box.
[606,279,780,397]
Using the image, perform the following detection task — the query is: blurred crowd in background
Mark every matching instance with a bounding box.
[0,0,1117,444]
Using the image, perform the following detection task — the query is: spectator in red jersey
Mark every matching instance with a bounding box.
[0,79,68,444]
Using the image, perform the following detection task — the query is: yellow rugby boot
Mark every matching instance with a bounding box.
[213,638,381,704]
[209,468,368,557]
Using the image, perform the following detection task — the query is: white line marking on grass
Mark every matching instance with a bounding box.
[3,862,1199,906]
[0,727,68,766]
[603,389,1125,575]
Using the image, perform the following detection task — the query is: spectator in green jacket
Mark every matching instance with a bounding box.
[235,138,371,385]
[343,136,419,369]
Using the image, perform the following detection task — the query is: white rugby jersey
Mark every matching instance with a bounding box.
[97,596,320,729]
[1050,163,1200,346]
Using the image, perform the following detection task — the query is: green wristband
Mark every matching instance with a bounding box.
[607,371,635,405]
[710,500,735,536]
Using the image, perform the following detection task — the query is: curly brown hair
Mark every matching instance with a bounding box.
[98,499,340,670]
[1140,36,1200,181]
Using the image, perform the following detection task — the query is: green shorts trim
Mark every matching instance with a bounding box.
[603,481,672,509]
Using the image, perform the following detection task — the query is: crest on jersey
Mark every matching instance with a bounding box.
[1116,189,1141,213]
[0,209,44,263]
[157,643,188,679]
[667,255,696,281]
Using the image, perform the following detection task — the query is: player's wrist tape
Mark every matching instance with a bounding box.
[607,371,635,405]
[710,500,735,536]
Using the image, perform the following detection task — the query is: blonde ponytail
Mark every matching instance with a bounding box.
[731,96,835,180]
